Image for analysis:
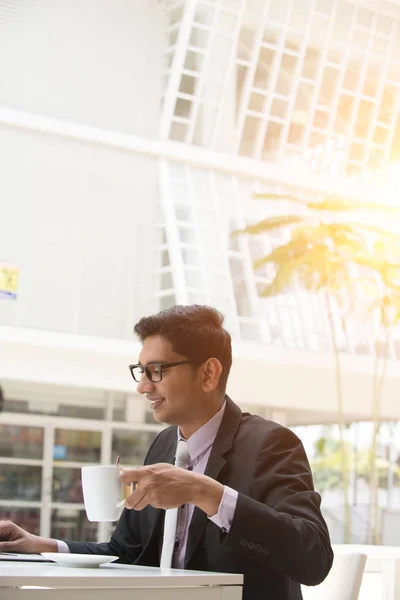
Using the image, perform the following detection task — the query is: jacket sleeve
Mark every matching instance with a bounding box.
[220,426,333,586]
[65,506,142,563]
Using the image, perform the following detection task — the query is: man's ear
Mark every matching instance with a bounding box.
[201,358,223,392]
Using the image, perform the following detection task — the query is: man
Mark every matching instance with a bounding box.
[0,305,333,600]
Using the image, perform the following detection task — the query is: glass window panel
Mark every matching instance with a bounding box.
[0,424,43,459]
[0,465,42,501]
[313,110,329,129]
[239,115,262,157]
[378,85,397,125]
[371,35,389,57]
[267,1,289,23]
[343,60,361,91]
[188,292,207,304]
[326,44,344,65]
[209,273,230,296]
[53,467,84,503]
[373,125,389,145]
[160,249,170,268]
[170,121,188,142]
[315,0,332,15]
[0,507,40,535]
[309,16,329,50]
[389,114,400,161]
[356,7,373,28]
[51,508,97,542]
[160,294,176,311]
[288,1,311,30]
[174,98,192,119]
[349,143,365,162]
[355,100,374,138]
[189,26,209,50]
[366,147,385,169]
[178,225,195,243]
[301,48,319,80]
[261,121,284,159]
[184,49,204,71]
[239,321,261,341]
[270,98,288,120]
[216,11,237,35]
[194,3,215,26]
[352,28,370,51]
[249,92,266,113]
[185,268,203,288]
[294,82,314,112]
[171,181,190,204]
[319,66,339,106]
[287,123,305,145]
[182,246,200,266]
[197,207,216,229]
[179,75,198,95]
[375,14,392,36]
[254,47,276,90]
[112,430,158,466]
[363,64,379,97]
[54,429,102,463]
[335,95,355,133]
[175,204,193,222]
[160,270,173,290]
[236,64,249,117]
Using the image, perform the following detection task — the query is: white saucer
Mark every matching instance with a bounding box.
[40,553,119,568]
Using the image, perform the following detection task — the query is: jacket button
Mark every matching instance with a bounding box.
[248,541,255,550]
[255,544,262,553]
[262,547,270,556]
[240,538,247,547]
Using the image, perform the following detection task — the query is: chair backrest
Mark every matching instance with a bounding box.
[301,551,367,600]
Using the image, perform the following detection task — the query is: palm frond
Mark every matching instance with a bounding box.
[232,215,304,237]
[308,196,400,214]
[253,193,307,206]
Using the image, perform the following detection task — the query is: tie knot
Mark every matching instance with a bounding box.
[175,439,189,467]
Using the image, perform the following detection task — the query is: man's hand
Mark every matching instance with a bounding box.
[120,464,224,517]
[0,521,57,554]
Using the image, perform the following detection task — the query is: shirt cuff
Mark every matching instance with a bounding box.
[208,485,238,533]
[55,539,70,553]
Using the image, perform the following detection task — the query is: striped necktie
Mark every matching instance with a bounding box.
[160,439,189,568]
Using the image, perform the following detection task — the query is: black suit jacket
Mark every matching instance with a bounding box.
[67,397,333,600]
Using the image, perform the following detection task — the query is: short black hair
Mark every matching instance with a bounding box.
[134,305,232,393]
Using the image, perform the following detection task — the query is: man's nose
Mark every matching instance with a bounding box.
[136,372,155,395]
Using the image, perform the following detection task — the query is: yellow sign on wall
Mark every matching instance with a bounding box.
[0,262,19,300]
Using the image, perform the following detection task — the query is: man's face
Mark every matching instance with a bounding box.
[136,335,203,427]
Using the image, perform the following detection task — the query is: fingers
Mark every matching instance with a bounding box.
[125,486,147,511]
[119,467,145,485]
[0,540,21,552]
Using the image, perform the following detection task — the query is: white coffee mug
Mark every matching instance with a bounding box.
[81,465,122,522]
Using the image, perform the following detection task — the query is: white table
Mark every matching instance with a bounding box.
[0,561,243,600]
[333,544,400,600]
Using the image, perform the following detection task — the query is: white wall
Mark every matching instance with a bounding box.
[0,0,164,138]
[0,126,160,338]
[0,0,165,337]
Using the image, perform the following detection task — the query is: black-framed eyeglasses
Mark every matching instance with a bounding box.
[128,360,204,383]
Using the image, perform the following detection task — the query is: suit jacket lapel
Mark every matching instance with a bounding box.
[184,396,242,566]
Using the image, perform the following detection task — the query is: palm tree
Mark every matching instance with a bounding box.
[234,193,399,542]
[363,261,400,544]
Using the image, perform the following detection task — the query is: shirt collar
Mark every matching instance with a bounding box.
[177,400,226,463]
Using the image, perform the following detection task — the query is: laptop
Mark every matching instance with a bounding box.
[0,552,52,562]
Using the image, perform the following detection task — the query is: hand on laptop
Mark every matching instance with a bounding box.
[0,521,57,554]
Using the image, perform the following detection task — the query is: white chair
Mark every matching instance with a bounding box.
[301,551,367,600]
